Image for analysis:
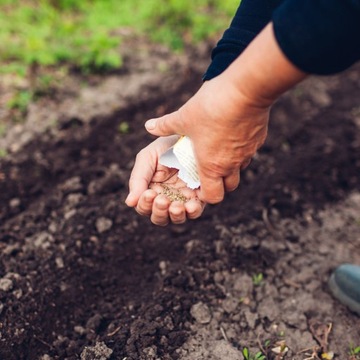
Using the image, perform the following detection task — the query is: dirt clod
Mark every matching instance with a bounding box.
[95,217,113,233]
[0,278,13,292]
[80,341,113,360]
[190,302,212,325]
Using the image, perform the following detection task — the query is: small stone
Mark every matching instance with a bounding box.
[52,335,69,348]
[48,222,58,233]
[233,273,254,297]
[164,315,174,330]
[64,209,77,220]
[66,193,84,207]
[39,355,52,360]
[74,325,87,336]
[86,314,103,332]
[80,341,113,360]
[55,257,65,269]
[9,198,21,208]
[95,217,113,234]
[190,302,212,324]
[28,232,54,250]
[143,346,157,359]
[222,297,239,314]
[159,261,168,275]
[60,176,83,193]
[3,243,20,256]
[13,288,23,299]
[0,278,13,292]
[60,282,68,292]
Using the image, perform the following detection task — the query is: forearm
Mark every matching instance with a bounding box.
[219,22,307,108]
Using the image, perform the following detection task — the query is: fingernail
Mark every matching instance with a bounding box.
[125,193,131,205]
[145,119,156,130]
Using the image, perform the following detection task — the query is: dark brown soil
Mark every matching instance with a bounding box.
[0,60,359,360]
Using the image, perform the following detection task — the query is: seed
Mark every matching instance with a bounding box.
[161,184,188,203]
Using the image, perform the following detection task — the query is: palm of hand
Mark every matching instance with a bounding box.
[149,165,199,202]
[136,164,205,226]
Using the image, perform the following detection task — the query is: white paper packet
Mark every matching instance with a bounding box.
[159,136,200,189]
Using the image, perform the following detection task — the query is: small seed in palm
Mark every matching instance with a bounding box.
[161,184,188,203]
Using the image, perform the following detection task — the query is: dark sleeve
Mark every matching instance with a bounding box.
[203,0,283,81]
[273,0,360,74]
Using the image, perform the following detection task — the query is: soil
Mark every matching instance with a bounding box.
[0,45,359,360]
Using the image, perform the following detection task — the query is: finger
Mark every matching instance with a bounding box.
[151,195,171,226]
[126,149,156,207]
[169,201,186,224]
[185,199,205,220]
[145,110,186,137]
[135,189,157,217]
[240,158,252,170]
[154,135,181,155]
[198,174,225,204]
[151,166,178,183]
[223,170,240,192]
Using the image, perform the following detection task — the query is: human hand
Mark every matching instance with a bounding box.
[144,78,270,204]
[125,136,205,226]
[144,23,306,204]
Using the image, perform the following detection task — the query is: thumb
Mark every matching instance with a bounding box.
[145,110,186,136]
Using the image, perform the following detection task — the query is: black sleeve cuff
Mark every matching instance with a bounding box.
[273,0,360,75]
[203,0,282,81]
[203,29,256,81]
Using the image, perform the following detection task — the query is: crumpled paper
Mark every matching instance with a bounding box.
[159,136,200,189]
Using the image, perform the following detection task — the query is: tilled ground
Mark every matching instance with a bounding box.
[0,60,359,360]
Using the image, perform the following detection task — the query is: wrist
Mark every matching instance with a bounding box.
[222,22,307,108]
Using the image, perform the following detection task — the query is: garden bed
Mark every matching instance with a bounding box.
[0,51,359,359]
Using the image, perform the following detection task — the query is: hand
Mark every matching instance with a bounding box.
[144,23,306,204]
[144,78,270,204]
[125,136,205,226]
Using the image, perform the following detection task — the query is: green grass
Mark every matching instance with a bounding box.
[349,343,360,359]
[0,148,7,158]
[242,347,266,360]
[0,0,239,75]
[7,89,32,113]
[252,273,264,286]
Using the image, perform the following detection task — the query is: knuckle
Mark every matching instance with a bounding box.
[201,193,224,204]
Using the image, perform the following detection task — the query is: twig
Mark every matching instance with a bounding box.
[283,278,302,289]
[107,326,121,337]
[256,333,267,355]
[34,335,52,348]
[309,320,332,353]
[262,207,280,239]
[220,326,229,342]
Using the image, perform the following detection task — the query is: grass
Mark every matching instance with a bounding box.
[0,0,239,75]
[252,273,264,286]
[0,148,7,158]
[349,343,360,359]
[0,0,239,123]
[7,89,32,114]
[242,347,266,360]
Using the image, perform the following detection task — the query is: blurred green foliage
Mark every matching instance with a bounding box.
[7,89,32,113]
[0,0,238,74]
